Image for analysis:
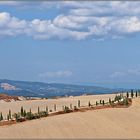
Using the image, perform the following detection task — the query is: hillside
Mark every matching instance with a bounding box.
[0,96,139,138]
[0,79,125,98]
[0,93,19,102]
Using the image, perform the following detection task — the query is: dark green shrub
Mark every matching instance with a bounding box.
[96,101,98,106]
[26,112,34,120]
[114,95,123,102]
[40,111,48,117]
[118,97,129,106]
[63,106,71,113]
[32,113,40,119]
[12,113,21,122]
[123,98,129,106]
[110,101,115,107]
[74,106,77,110]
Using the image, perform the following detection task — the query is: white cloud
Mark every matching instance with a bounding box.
[128,69,140,75]
[0,1,19,6]
[110,72,126,78]
[110,17,140,33]
[1,2,140,40]
[0,12,27,37]
[39,70,73,79]
[61,1,140,17]
[110,68,140,79]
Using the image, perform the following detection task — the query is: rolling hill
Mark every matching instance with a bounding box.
[0,79,125,98]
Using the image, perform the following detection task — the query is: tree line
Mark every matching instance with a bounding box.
[0,90,139,122]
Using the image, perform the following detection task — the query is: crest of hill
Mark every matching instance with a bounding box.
[0,93,19,102]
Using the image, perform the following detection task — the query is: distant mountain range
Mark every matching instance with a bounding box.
[0,79,127,98]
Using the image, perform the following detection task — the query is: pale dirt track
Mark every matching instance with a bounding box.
[0,94,140,139]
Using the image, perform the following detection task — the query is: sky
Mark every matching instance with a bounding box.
[0,1,140,88]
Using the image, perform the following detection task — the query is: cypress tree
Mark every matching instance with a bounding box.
[7,114,9,121]
[15,113,18,122]
[136,91,138,98]
[138,90,140,96]
[0,112,3,121]
[114,95,117,102]
[88,101,91,107]
[131,89,134,98]
[100,100,102,104]
[54,104,56,111]
[23,110,26,117]
[0,114,1,121]
[21,106,24,117]
[78,100,80,108]
[30,108,32,114]
[9,110,11,119]
[103,100,105,106]
[46,106,48,113]
[109,98,111,104]
[126,92,129,98]
[38,106,40,114]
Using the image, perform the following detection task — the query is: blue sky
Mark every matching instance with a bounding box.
[1,1,140,88]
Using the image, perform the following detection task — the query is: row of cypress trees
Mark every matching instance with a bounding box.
[126,90,140,98]
[78,99,105,107]
[3,91,139,122]
[2,106,49,122]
